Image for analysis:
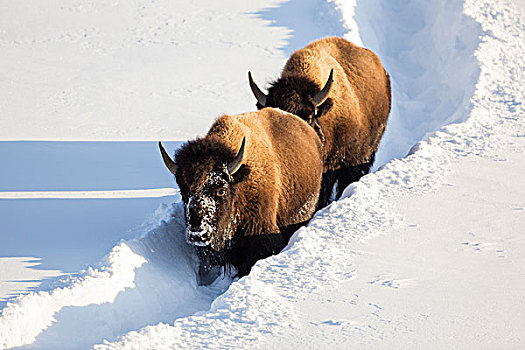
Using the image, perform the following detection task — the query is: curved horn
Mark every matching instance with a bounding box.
[227,137,246,175]
[313,68,334,107]
[158,142,177,175]
[248,72,267,107]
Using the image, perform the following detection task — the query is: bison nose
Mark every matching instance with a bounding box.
[188,213,202,229]
[188,229,208,240]
[188,224,203,233]
[186,225,211,246]
[187,229,211,246]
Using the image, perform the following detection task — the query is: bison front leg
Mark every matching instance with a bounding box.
[335,153,375,200]
[228,233,288,277]
[197,263,222,286]
[317,170,339,209]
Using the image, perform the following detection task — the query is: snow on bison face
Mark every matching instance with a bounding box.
[183,166,239,249]
[159,138,246,251]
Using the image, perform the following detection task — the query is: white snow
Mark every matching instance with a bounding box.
[0,244,146,348]
[0,0,290,141]
[0,259,63,305]
[1,0,524,348]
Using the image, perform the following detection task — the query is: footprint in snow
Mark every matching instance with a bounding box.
[368,274,414,289]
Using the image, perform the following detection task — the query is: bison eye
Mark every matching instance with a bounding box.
[215,188,227,197]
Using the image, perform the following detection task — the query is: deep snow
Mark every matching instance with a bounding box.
[1,0,524,348]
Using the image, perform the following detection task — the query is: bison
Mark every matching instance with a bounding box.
[248,37,391,208]
[159,107,323,282]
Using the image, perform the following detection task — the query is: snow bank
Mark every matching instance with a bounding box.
[96,278,298,349]
[0,203,231,349]
[353,0,483,167]
[0,244,145,349]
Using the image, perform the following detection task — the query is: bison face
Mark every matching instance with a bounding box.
[159,138,247,251]
[183,166,239,249]
[248,69,334,126]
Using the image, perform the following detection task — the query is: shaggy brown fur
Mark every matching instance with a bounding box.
[250,37,391,207]
[171,108,323,278]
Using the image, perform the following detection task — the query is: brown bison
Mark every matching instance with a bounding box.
[159,108,323,281]
[248,37,391,208]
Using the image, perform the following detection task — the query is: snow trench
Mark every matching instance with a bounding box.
[353,0,482,167]
[2,0,524,348]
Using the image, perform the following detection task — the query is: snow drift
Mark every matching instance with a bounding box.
[1,203,232,349]
[1,0,524,348]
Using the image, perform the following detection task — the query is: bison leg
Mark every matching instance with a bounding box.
[317,170,338,210]
[280,219,310,240]
[228,233,288,277]
[335,153,376,200]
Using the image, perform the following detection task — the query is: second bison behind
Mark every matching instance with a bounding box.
[249,37,391,208]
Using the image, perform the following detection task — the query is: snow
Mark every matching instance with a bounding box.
[0,259,63,306]
[1,0,524,348]
[261,147,525,349]
[0,0,290,141]
[0,244,146,348]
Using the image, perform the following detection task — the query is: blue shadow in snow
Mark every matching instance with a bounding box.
[0,197,177,273]
[257,0,347,57]
[0,141,182,191]
[0,141,184,272]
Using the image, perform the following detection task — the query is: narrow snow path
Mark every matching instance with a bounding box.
[354,0,482,167]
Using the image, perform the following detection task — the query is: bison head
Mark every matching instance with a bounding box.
[159,137,247,251]
[248,69,334,126]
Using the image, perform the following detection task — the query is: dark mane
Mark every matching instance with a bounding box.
[173,136,238,199]
[268,75,321,97]
[264,75,321,117]
[175,136,236,169]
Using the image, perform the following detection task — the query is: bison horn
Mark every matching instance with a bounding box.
[313,68,334,107]
[227,137,246,176]
[248,72,267,107]
[158,142,177,175]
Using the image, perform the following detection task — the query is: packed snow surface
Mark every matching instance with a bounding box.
[1,0,524,348]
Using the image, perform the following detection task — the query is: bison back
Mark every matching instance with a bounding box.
[284,36,391,170]
[208,108,323,230]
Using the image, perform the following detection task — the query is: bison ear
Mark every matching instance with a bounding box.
[227,137,246,176]
[159,142,177,175]
[313,68,334,107]
[248,72,267,108]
